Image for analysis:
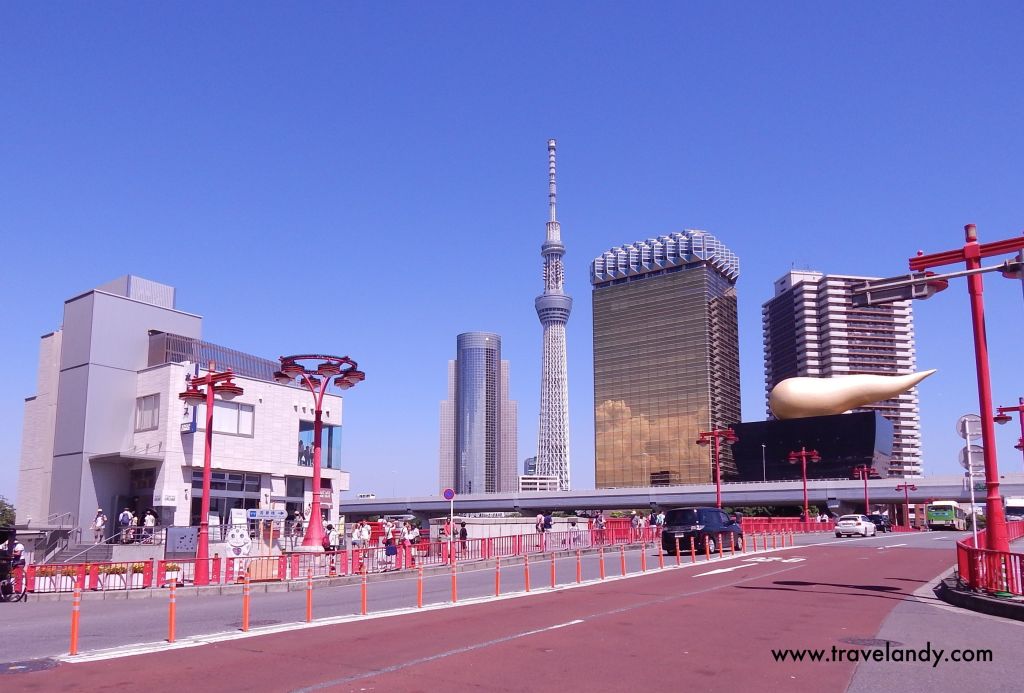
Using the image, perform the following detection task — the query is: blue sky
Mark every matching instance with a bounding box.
[2,3,1023,502]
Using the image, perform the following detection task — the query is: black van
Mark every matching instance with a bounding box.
[661,507,744,554]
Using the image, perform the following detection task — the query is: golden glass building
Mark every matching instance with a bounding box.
[591,231,741,488]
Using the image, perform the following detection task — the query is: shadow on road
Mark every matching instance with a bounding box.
[734,579,944,604]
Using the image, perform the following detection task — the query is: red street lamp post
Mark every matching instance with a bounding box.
[852,465,871,515]
[787,447,821,521]
[178,362,244,586]
[994,397,1024,466]
[274,355,365,550]
[909,224,1024,553]
[895,482,918,529]
[695,427,738,508]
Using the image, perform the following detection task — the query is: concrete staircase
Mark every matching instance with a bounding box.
[50,543,114,564]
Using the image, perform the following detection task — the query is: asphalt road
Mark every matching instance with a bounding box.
[5,530,1021,692]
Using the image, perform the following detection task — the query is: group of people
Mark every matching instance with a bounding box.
[349,518,422,571]
[92,507,157,544]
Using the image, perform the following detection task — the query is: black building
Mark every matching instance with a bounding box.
[728,412,893,482]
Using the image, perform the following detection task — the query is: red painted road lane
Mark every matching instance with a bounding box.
[14,546,953,693]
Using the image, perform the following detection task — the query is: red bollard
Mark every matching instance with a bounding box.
[524,554,531,592]
[741,532,746,554]
[550,553,557,589]
[641,544,648,572]
[704,535,710,561]
[168,581,177,643]
[418,565,424,608]
[599,547,606,580]
[729,533,735,553]
[576,550,582,583]
[495,559,501,597]
[69,586,82,655]
[451,563,458,603]
[360,568,368,615]
[772,532,778,550]
[658,542,665,569]
[620,545,627,576]
[675,537,681,566]
[241,571,251,632]
[306,568,314,623]
[718,534,724,559]
[690,537,696,564]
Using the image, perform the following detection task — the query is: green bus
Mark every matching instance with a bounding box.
[926,502,967,531]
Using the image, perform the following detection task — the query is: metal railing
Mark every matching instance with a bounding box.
[46,512,75,527]
[955,521,1024,596]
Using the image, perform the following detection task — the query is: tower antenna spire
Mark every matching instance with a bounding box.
[548,139,557,223]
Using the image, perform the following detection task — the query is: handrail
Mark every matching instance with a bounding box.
[46,511,75,527]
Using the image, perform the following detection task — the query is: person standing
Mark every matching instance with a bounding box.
[118,508,133,543]
[326,524,339,551]
[143,510,156,543]
[92,509,107,544]
[458,521,468,557]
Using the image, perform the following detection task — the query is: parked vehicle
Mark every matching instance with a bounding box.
[661,507,744,554]
[834,514,877,538]
[866,514,892,533]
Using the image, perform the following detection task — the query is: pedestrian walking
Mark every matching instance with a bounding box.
[92,509,107,544]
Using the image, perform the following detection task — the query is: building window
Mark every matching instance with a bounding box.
[198,401,255,436]
[135,394,160,432]
[285,476,306,499]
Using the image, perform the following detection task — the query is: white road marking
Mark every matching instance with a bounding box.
[743,556,806,563]
[877,543,907,550]
[693,565,748,576]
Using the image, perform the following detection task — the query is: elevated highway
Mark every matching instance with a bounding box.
[342,473,1024,518]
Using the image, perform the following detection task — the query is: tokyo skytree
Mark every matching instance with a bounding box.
[535,139,572,490]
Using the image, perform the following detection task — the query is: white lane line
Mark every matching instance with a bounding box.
[877,543,907,550]
[291,619,585,693]
[693,565,747,577]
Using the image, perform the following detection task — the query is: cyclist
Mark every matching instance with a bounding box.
[0,534,26,602]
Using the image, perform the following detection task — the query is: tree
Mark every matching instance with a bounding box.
[0,496,15,527]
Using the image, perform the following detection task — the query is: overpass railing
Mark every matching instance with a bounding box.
[955,521,1024,596]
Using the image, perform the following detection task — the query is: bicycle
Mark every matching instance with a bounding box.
[0,559,28,603]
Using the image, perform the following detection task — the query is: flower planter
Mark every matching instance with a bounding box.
[164,570,181,586]
[34,575,58,592]
[59,575,78,592]
[99,572,127,590]
[129,573,145,589]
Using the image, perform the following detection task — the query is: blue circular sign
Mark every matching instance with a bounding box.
[442,488,456,501]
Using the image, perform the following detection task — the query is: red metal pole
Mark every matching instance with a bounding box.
[963,224,1009,553]
[196,365,216,586]
[304,396,326,548]
[863,470,869,514]
[801,449,809,521]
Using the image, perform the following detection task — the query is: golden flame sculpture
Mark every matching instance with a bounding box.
[769,370,937,420]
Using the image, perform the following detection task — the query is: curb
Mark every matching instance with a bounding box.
[934,576,1024,622]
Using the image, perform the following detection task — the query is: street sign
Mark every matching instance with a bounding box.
[959,445,984,471]
[850,272,949,307]
[442,488,456,501]
[956,414,981,440]
[247,509,287,521]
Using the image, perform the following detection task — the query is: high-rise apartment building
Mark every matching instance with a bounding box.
[535,139,572,490]
[439,332,517,493]
[762,271,923,476]
[591,230,741,488]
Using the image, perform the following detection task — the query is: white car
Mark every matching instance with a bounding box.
[835,514,877,538]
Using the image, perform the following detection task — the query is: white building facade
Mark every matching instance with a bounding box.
[16,276,350,532]
[762,271,924,476]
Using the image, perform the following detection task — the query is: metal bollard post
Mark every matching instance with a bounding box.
[704,535,710,561]
[418,565,424,608]
[640,544,648,572]
[718,534,724,559]
[69,586,82,656]
[241,571,251,632]
[658,542,665,569]
[729,533,735,553]
[619,545,627,576]
[524,554,531,592]
[360,568,368,616]
[451,563,458,603]
[599,547,606,580]
[550,553,556,589]
[675,537,681,566]
[772,531,778,550]
[495,558,501,597]
[576,550,582,584]
[168,581,177,643]
[690,536,696,564]
[306,568,313,623]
